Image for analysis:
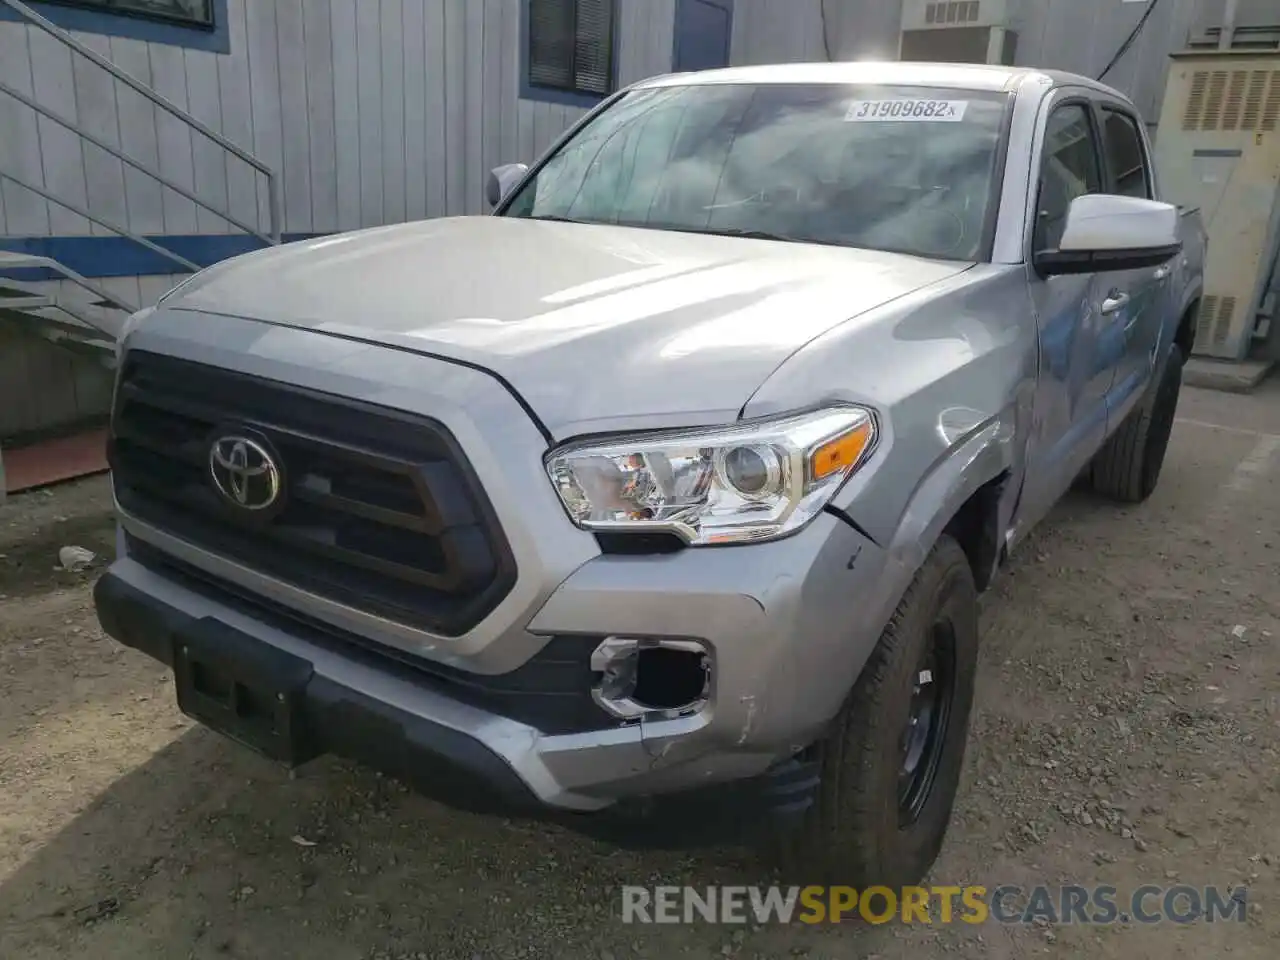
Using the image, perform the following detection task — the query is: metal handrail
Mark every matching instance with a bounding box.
[0,251,137,314]
[0,0,281,244]
[0,170,201,273]
[0,78,273,245]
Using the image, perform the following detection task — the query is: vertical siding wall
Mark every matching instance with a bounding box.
[1,0,1208,254]
[0,0,676,249]
[1011,0,1202,127]
[730,0,906,64]
[0,0,1221,443]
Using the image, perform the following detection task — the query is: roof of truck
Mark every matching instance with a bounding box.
[636,61,1131,102]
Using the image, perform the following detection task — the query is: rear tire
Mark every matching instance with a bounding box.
[771,535,979,887]
[1091,345,1184,503]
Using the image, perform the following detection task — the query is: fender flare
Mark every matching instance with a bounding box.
[862,417,1017,645]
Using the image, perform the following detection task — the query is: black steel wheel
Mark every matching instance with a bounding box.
[898,620,956,826]
[770,534,980,887]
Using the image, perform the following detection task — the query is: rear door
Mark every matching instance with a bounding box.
[1094,102,1171,427]
[1019,95,1113,531]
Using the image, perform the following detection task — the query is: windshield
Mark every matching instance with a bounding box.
[501,83,1010,262]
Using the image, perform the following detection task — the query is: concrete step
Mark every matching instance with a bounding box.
[1184,357,1275,393]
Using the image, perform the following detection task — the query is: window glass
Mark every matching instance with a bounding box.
[62,0,213,27]
[504,83,1010,262]
[528,0,615,96]
[1102,109,1151,198]
[1035,104,1102,252]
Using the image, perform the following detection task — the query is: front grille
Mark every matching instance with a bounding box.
[110,351,516,637]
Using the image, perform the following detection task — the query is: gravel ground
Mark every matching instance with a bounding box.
[1,379,1278,960]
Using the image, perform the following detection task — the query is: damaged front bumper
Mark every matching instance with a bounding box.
[95,505,889,839]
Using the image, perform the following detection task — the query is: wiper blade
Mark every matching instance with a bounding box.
[526,214,589,224]
[686,227,804,243]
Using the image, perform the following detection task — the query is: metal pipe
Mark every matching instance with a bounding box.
[0,0,276,182]
[0,171,202,273]
[1219,0,1239,50]
[267,176,283,245]
[0,79,274,246]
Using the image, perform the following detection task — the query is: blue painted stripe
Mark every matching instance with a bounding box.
[0,233,324,281]
[0,0,231,53]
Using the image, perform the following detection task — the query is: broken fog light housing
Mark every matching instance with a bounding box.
[590,637,711,721]
[545,406,877,546]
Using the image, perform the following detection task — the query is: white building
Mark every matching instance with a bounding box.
[0,0,1262,441]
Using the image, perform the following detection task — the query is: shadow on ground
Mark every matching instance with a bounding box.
[0,719,891,959]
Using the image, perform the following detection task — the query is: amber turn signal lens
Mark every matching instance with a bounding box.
[809,421,873,480]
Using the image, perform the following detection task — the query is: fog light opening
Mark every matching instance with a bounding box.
[633,647,707,710]
[591,637,710,721]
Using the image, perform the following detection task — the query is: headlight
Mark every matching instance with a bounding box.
[545,406,877,546]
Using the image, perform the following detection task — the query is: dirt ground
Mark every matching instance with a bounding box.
[2,380,1278,960]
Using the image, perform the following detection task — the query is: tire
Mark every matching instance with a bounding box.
[1090,345,1184,503]
[771,534,979,887]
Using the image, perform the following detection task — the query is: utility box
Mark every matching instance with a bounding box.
[899,0,1018,66]
[1153,50,1280,360]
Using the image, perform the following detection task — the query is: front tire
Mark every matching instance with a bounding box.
[773,535,979,887]
[1090,345,1184,502]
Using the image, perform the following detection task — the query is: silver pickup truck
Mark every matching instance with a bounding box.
[95,62,1205,886]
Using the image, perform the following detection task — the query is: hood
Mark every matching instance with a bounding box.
[170,217,972,436]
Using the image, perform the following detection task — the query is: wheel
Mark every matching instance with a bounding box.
[772,534,979,887]
[1090,345,1184,503]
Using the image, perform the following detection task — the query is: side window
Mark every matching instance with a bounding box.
[1035,103,1102,252]
[1101,109,1152,199]
[525,0,617,104]
[46,0,213,28]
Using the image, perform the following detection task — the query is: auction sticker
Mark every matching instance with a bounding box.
[844,99,969,122]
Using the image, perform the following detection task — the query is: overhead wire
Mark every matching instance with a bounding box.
[1097,0,1164,82]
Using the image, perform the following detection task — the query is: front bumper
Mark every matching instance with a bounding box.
[96,507,890,831]
[103,316,899,836]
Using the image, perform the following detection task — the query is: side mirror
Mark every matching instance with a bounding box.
[486,162,529,209]
[1035,194,1181,276]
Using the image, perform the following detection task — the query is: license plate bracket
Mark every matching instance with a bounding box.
[172,617,317,766]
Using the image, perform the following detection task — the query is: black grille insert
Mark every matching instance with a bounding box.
[110,351,516,636]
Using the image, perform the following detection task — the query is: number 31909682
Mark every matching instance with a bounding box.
[844,99,969,122]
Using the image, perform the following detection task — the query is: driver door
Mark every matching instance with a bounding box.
[1018,97,1115,533]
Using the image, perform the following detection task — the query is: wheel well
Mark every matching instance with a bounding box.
[1175,299,1199,358]
[942,472,1009,594]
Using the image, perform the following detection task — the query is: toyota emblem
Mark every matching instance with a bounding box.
[208,434,282,512]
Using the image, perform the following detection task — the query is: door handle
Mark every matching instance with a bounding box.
[1100,291,1130,315]
[1153,264,1171,281]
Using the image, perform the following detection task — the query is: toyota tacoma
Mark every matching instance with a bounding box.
[95,62,1205,885]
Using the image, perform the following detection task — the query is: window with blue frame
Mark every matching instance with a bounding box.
[524,0,617,105]
[0,0,228,52]
[42,0,212,28]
